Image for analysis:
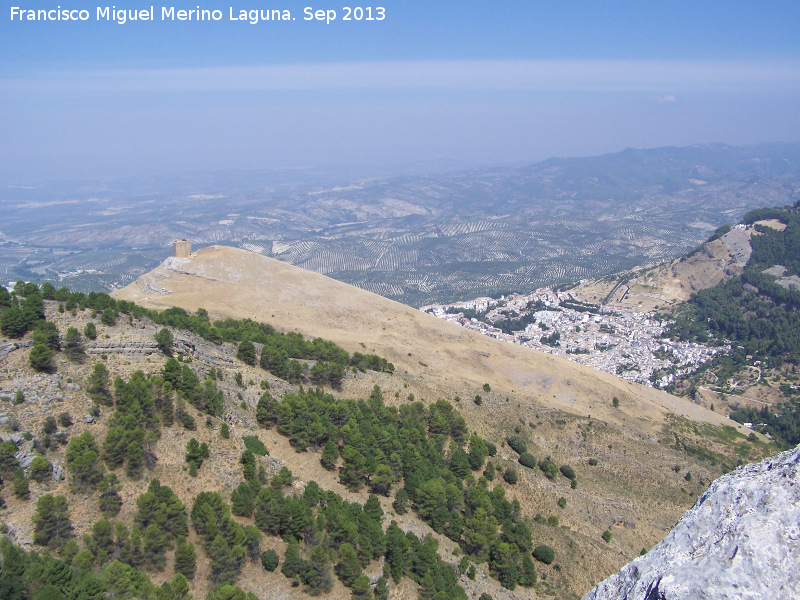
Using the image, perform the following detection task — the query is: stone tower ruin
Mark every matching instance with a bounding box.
[173,239,191,258]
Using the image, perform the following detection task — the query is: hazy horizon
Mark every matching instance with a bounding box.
[2,1,799,182]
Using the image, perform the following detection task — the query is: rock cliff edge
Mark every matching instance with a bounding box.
[583,444,800,600]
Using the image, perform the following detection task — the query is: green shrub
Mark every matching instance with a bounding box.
[261,549,279,572]
[588,457,598,466]
[242,435,268,456]
[518,452,536,469]
[538,459,558,480]
[559,464,576,480]
[42,416,58,435]
[58,412,73,428]
[30,456,53,482]
[503,467,518,484]
[506,435,527,455]
[602,530,612,543]
[533,544,555,564]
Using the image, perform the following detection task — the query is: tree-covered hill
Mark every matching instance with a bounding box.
[0,279,777,600]
[664,201,800,447]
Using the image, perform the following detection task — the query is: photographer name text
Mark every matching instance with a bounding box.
[10,6,385,25]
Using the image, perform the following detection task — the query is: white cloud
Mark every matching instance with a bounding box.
[651,94,678,104]
[3,59,800,95]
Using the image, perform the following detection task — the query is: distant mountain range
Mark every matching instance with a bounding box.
[2,143,799,304]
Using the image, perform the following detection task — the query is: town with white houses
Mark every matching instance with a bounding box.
[422,288,725,389]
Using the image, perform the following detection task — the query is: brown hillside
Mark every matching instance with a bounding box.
[109,245,774,597]
[573,227,753,312]
[115,245,738,436]
[0,244,776,600]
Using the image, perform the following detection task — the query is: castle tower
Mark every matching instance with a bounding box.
[173,239,191,258]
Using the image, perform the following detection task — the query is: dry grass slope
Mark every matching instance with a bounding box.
[110,246,774,597]
[116,246,739,436]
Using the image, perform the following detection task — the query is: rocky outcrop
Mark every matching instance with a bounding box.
[0,340,30,360]
[583,445,800,600]
[85,336,202,358]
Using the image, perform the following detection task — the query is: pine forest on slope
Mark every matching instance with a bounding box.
[0,252,781,600]
[661,203,800,448]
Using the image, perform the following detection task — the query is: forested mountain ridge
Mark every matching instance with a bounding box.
[659,202,800,448]
[0,249,779,600]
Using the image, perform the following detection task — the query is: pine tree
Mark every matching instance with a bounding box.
[208,534,242,585]
[171,573,190,599]
[155,328,174,355]
[305,545,334,596]
[89,519,115,563]
[65,431,104,491]
[142,523,168,571]
[241,450,256,481]
[370,464,394,496]
[121,526,143,567]
[231,482,255,517]
[0,303,27,337]
[384,523,407,583]
[364,495,383,520]
[84,321,97,340]
[63,327,84,361]
[125,442,145,479]
[32,494,73,549]
[335,542,361,587]
[321,440,339,470]
[237,341,257,366]
[185,438,209,471]
[12,469,29,499]
[243,525,262,563]
[256,392,278,428]
[161,393,174,426]
[351,574,374,600]
[449,446,471,478]
[0,441,20,478]
[30,456,53,482]
[29,343,55,372]
[519,553,537,587]
[392,488,409,515]
[281,540,303,579]
[174,541,197,580]
[87,362,113,405]
[418,574,436,600]
[102,426,129,469]
[98,474,122,516]
[374,577,389,600]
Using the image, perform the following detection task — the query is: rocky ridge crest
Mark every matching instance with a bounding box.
[582,444,800,600]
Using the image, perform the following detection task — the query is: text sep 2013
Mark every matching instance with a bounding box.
[9,6,386,25]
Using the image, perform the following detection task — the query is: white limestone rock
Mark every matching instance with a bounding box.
[583,444,800,600]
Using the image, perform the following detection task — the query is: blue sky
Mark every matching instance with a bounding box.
[2,1,800,180]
